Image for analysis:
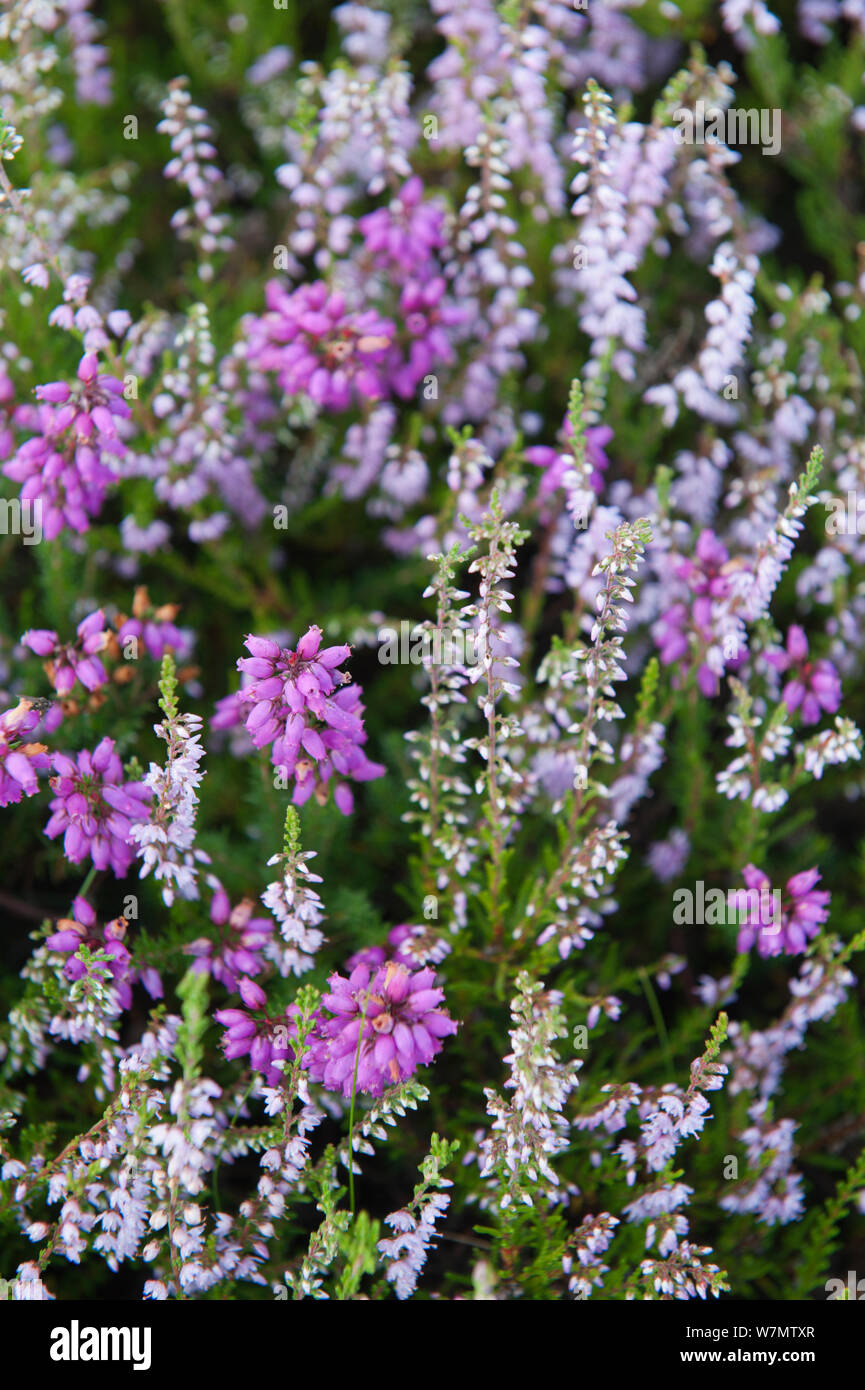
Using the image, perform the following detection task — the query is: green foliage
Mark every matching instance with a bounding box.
[176,965,209,1083]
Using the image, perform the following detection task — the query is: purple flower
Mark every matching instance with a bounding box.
[358,177,447,275]
[0,374,14,461]
[0,700,51,807]
[185,887,274,991]
[3,352,130,538]
[652,600,690,666]
[116,616,188,663]
[214,977,302,1086]
[526,418,613,498]
[236,626,384,814]
[116,615,187,661]
[307,959,457,1098]
[211,691,246,731]
[388,277,465,399]
[45,897,143,1010]
[247,280,395,412]
[45,737,151,876]
[653,530,745,697]
[114,588,193,663]
[733,864,831,958]
[766,625,841,725]
[676,528,734,602]
[64,0,113,106]
[646,829,690,883]
[22,609,110,696]
[345,924,419,972]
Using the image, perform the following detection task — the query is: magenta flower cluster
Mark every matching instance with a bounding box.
[4,353,129,539]
[45,736,151,876]
[185,887,275,992]
[116,613,190,663]
[733,865,831,958]
[235,625,384,814]
[346,924,419,972]
[525,417,613,500]
[23,609,110,696]
[46,896,162,1009]
[307,959,458,1098]
[214,977,301,1088]
[246,280,396,412]
[766,625,841,725]
[0,701,51,807]
[245,179,462,413]
[358,176,446,275]
[390,277,464,400]
[214,954,457,1098]
[654,529,742,697]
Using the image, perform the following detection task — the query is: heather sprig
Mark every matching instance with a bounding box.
[462,489,528,939]
[376,1131,459,1301]
[404,540,478,906]
[260,806,327,977]
[129,653,208,907]
[157,78,234,284]
[478,971,581,1212]
[519,517,652,956]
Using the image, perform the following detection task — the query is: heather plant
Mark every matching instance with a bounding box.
[0,0,864,1306]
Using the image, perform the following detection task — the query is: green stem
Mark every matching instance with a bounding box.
[639,967,675,1083]
[347,999,369,1216]
[78,865,99,901]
